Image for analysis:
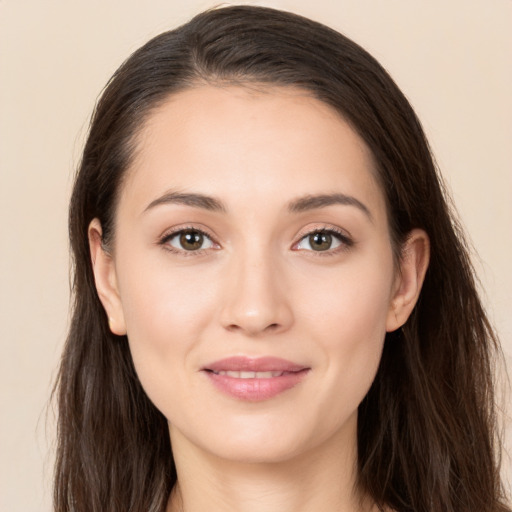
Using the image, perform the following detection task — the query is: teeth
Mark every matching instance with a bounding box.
[215,370,284,378]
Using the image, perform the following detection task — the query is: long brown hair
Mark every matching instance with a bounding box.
[53,5,510,511]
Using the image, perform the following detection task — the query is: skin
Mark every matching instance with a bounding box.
[89,85,429,512]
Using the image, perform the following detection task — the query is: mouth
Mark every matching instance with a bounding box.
[207,370,295,378]
[202,356,310,401]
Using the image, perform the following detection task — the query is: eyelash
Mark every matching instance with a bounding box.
[159,226,217,257]
[294,226,354,257]
[158,225,354,257]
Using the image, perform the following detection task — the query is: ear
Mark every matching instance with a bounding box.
[386,229,430,332]
[88,219,127,336]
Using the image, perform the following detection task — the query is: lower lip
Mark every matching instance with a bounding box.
[204,370,309,401]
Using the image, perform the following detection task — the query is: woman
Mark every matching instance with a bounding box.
[53,5,510,512]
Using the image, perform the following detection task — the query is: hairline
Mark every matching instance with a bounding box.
[108,79,395,254]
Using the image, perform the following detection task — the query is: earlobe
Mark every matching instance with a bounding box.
[386,229,430,332]
[88,219,127,336]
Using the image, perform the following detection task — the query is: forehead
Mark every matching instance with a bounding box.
[120,84,386,222]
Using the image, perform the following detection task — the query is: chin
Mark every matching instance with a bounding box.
[206,434,312,465]
[170,407,358,467]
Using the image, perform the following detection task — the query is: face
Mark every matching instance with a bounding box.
[91,85,426,464]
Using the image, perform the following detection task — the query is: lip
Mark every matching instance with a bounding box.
[202,356,310,401]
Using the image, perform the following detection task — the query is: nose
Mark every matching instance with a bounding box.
[219,249,294,337]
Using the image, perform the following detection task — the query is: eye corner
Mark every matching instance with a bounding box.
[158,226,221,255]
[292,226,354,255]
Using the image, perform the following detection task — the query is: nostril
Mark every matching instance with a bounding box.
[224,322,281,335]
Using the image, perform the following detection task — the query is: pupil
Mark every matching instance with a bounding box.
[310,232,332,251]
[180,230,203,250]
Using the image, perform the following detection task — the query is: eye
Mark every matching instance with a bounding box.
[295,229,352,252]
[163,229,216,252]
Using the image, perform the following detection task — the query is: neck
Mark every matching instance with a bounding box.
[166,416,377,512]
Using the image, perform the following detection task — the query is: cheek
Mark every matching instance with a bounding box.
[297,253,394,343]
[295,252,394,399]
[114,252,219,387]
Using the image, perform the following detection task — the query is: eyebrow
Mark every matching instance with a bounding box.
[143,190,371,220]
[287,193,372,221]
[143,190,227,214]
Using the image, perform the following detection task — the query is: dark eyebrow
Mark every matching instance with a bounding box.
[287,193,372,221]
[143,191,227,214]
[143,190,371,220]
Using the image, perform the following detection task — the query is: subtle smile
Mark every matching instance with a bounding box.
[210,370,293,378]
[202,357,310,401]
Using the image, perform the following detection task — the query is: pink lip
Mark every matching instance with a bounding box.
[204,356,306,373]
[202,356,310,401]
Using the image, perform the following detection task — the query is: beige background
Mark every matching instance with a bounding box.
[0,0,510,510]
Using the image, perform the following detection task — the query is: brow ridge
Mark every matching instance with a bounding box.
[143,190,371,220]
[143,190,226,213]
[287,193,372,220]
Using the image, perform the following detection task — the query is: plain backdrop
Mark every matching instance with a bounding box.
[0,0,510,510]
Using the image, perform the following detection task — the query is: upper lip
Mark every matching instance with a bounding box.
[202,356,308,373]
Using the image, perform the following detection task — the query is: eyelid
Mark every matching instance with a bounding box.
[292,224,354,253]
[294,223,352,240]
[157,223,354,256]
[158,225,221,255]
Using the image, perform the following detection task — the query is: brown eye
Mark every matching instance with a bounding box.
[294,229,351,253]
[180,230,204,250]
[308,232,333,251]
[164,229,215,252]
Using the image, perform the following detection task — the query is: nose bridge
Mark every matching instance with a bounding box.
[219,240,293,336]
